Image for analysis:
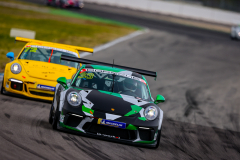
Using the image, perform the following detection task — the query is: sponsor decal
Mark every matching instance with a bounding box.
[37,84,55,91]
[78,72,94,79]
[97,118,126,129]
[85,69,147,85]
[97,133,120,139]
[24,47,37,53]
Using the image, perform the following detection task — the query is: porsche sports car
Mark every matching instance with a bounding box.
[46,0,84,9]
[49,55,165,148]
[0,37,93,101]
[230,25,240,40]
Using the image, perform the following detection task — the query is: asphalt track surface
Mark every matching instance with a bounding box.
[1,0,240,159]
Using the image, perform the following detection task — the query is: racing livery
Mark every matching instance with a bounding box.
[49,55,165,148]
[0,37,93,101]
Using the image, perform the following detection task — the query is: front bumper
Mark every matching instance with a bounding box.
[3,74,56,101]
[58,111,159,147]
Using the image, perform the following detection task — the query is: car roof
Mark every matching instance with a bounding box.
[84,64,143,79]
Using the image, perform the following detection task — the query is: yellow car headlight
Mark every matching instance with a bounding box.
[10,63,22,74]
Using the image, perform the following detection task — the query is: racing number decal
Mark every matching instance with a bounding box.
[24,47,37,52]
[30,47,37,52]
[78,72,94,79]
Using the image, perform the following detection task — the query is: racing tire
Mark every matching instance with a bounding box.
[52,106,60,130]
[1,77,6,95]
[230,36,236,40]
[48,105,54,124]
[49,97,55,124]
[153,130,161,149]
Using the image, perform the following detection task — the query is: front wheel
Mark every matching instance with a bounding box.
[230,36,236,40]
[52,106,60,130]
[1,77,6,95]
[153,130,161,149]
[48,105,54,124]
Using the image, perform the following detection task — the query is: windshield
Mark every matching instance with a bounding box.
[72,68,150,100]
[19,45,79,68]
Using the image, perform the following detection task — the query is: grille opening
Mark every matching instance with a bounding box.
[29,91,54,97]
[10,82,23,91]
[83,122,136,140]
[138,128,154,141]
[64,115,83,127]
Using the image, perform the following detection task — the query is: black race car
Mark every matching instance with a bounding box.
[49,55,165,148]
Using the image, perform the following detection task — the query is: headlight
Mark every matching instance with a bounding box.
[67,92,82,107]
[11,63,22,74]
[144,106,158,120]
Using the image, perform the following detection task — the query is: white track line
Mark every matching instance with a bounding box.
[80,28,149,58]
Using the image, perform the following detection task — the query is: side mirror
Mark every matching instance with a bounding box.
[6,52,14,61]
[154,95,165,104]
[57,77,68,89]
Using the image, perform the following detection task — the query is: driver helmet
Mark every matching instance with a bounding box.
[123,78,137,92]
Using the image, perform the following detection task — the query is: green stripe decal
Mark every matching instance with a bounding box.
[99,90,122,98]
[124,105,142,116]
[92,65,126,72]
[70,86,83,91]
[126,124,137,130]
[138,117,147,121]
[82,105,94,115]
[60,122,83,132]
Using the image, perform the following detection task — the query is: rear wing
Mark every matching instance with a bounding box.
[15,37,94,53]
[61,55,157,78]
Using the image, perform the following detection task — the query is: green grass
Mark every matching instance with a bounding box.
[0,4,137,71]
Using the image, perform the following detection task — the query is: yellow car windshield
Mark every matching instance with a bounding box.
[19,45,79,68]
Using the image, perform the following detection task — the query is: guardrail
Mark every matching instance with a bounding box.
[85,0,240,25]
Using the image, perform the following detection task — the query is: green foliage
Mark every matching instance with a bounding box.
[0,6,136,71]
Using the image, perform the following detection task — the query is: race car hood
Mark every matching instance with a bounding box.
[79,89,152,116]
[19,60,77,81]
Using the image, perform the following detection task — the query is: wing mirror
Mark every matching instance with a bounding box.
[6,52,14,61]
[57,77,68,89]
[154,95,165,104]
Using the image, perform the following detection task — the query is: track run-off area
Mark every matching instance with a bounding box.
[0,0,240,159]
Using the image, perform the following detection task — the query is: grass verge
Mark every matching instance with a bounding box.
[0,2,138,71]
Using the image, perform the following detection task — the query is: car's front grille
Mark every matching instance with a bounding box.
[83,122,136,140]
[138,128,154,141]
[29,90,54,97]
[64,114,83,127]
[10,82,23,91]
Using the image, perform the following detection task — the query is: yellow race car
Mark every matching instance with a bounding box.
[1,37,93,101]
